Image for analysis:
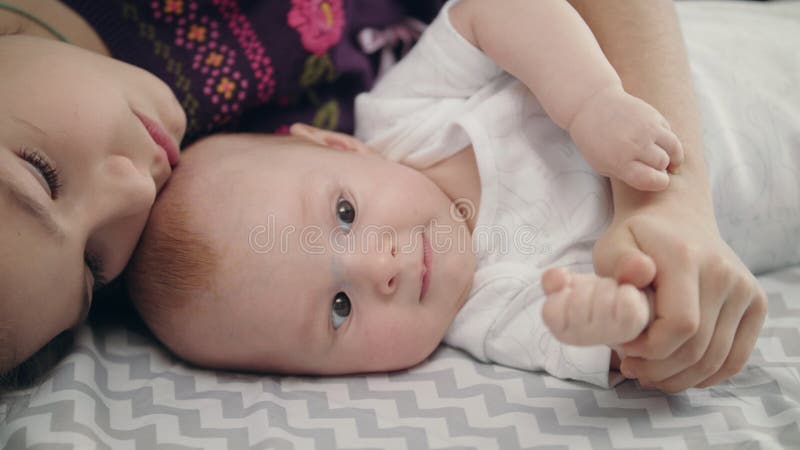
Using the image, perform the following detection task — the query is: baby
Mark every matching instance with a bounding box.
[126,127,652,386]
[126,0,683,387]
[128,0,800,387]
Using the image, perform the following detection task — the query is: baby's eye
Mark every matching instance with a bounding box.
[336,197,356,230]
[331,292,351,329]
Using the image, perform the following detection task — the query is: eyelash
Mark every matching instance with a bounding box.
[18,147,62,199]
[18,148,106,289]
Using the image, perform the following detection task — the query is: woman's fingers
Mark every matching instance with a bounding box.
[697,290,767,388]
[645,291,745,392]
[621,251,765,392]
[619,219,700,360]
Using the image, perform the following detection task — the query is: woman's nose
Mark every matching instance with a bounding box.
[83,155,158,279]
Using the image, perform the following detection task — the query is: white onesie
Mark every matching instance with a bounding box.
[355,0,800,387]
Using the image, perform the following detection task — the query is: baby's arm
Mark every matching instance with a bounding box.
[449,0,683,191]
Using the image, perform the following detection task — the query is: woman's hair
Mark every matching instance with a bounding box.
[0,278,126,394]
[0,330,75,393]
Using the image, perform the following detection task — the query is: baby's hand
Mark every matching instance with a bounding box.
[568,87,684,191]
[541,268,653,346]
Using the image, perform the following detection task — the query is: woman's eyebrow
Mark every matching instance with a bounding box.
[12,116,49,138]
[0,173,64,241]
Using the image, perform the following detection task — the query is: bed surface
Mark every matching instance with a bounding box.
[1,265,798,450]
[3,0,800,447]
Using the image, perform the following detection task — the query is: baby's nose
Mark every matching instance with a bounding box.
[362,232,398,296]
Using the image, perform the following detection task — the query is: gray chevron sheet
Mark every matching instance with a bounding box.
[2,266,799,450]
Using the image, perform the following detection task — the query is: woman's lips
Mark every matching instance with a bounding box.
[420,231,432,302]
[134,111,180,167]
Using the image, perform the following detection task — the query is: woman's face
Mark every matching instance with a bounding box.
[0,36,186,373]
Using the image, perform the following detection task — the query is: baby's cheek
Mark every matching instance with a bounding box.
[360,316,440,370]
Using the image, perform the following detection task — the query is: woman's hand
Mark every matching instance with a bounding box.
[593,200,767,393]
[565,0,767,392]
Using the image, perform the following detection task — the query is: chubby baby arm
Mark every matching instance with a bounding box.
[449,0,683,191]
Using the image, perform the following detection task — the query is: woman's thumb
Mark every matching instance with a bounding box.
[593,231,657,288]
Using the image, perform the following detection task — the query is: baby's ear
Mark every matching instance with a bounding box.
[289,123,373,155]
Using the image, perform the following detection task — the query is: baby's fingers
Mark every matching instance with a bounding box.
[542,267,571,294]
[620,160,669,192]
[656,127,684,173]
[542,289,571,335]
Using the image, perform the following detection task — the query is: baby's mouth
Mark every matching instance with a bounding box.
[419,231,432,302]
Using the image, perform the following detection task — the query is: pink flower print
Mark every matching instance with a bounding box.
[217,77,236,100]
[188,24,207,42]
[287,0,345,56]
[165,0,183,14]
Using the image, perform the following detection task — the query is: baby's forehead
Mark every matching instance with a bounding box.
[170,145,308,210]
[166,137,350,275]
[212,227,328,334]
[191,188,320,287]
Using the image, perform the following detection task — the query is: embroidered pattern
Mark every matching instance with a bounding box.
[149,0,274,131]
[121,0,369,138]
[123,2,202,136]
[287,0,345,56]
[213,0,275,103]
[288,0,345,130]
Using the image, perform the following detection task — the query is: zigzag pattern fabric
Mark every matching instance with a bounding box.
[2,267,799,450]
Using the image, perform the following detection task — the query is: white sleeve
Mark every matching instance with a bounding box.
[446,266,623,388]
[354,0,503,168]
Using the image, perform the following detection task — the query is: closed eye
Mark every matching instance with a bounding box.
[17,148,61,199]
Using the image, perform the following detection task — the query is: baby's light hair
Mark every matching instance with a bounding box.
[126,182,218,336]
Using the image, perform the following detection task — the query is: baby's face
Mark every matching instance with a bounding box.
[155,135,476,374]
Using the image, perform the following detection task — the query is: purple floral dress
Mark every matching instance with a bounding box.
[60,0,445,145]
